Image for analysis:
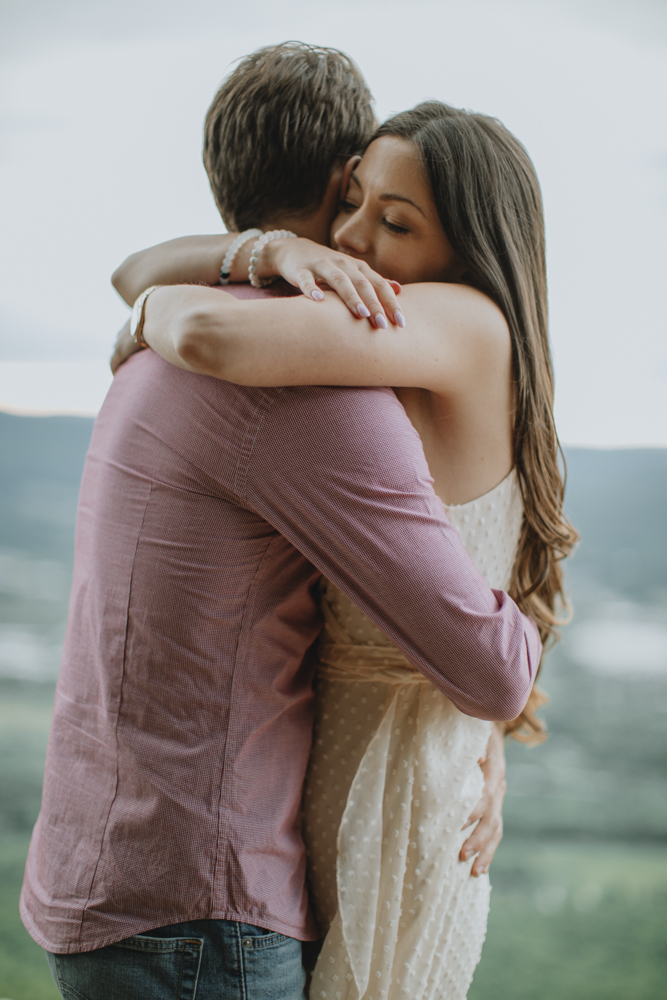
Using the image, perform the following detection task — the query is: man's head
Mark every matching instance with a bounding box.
[203,42,375,237]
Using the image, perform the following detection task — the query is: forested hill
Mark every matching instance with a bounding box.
[564,447,667,602]
[0,412,94,561]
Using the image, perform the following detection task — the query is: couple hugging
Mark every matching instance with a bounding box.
[21,41,576,1000]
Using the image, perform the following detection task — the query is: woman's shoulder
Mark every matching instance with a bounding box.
[399,282,510,362]
[401,281,507,326]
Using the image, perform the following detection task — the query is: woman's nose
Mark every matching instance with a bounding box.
[334,216,369,256]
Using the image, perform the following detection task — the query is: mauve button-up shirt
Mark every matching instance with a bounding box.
[21,345,540,954]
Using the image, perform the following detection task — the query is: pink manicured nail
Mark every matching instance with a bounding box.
[357,303,371,318]
[375,312,388,329]
[311,289,324,301]
[394,310,406,328]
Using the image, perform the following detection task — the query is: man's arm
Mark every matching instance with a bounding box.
[245,384,540,722]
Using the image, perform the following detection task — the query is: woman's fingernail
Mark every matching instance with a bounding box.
[311,289,324,301]
[394,310,406,328]
[462,850,472,860]
[357,303,371,318]
[375,312,388,329]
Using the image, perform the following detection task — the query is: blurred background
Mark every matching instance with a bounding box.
[1,1,666,997]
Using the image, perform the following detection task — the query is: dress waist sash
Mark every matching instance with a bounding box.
[318,642,429,685]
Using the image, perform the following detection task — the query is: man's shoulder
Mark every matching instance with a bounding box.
[264,384,405,437]
[113,349,282,416]
[253,384,423,470]
[273,383,402,413]
[107,355,414,480]
[97,351,284,485]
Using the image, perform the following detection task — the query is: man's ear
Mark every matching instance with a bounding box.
[310,156,363,247]
[339,155,361,200]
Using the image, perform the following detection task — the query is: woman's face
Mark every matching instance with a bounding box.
[331,136,464,286]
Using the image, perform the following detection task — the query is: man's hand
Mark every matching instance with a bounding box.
[460,722,507,877]
[110,319,143,375]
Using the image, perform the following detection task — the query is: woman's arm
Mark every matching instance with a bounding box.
[141,280,509,395]
[112,235,236,306]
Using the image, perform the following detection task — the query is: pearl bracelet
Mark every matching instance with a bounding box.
[219,229,263,285]
[248,230,297,288]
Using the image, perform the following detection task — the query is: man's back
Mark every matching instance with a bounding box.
[21,351,326,951]
[21,349,539,955]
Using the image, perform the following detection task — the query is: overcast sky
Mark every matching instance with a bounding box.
[1,0,666,445]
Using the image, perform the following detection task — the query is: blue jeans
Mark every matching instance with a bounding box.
[46,919,308,999]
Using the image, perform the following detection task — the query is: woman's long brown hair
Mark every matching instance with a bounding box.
[373,103,579,743]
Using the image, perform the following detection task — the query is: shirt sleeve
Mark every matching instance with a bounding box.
[243,384,541,721]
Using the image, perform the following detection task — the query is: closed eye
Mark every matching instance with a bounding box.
[382,218,410,235]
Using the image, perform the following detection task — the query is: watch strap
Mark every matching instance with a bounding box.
[130,286,158,346]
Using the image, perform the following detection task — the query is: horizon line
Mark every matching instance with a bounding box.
[1,405,666,450]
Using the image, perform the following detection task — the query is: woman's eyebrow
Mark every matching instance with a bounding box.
[379,193,426,217]
[349,173,425,217]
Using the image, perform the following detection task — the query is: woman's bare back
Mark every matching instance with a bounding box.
[395,368,514,507]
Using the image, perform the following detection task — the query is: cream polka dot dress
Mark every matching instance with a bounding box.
[304,470,524,1000]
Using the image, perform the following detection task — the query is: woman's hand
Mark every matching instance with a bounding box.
[258,237,404,328]
[113,233,405,328]
[460,722,507,877]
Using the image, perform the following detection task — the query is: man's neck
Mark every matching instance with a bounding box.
[258,208,329,247]
[258,163,344,247]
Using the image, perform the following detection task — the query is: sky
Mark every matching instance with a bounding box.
[0,0,666,446]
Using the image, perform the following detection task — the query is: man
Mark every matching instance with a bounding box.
[22,43,539,999]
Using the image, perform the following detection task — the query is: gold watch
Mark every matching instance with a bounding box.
[130,286,158,346]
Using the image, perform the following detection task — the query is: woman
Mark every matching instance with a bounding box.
[116,102,576,998]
